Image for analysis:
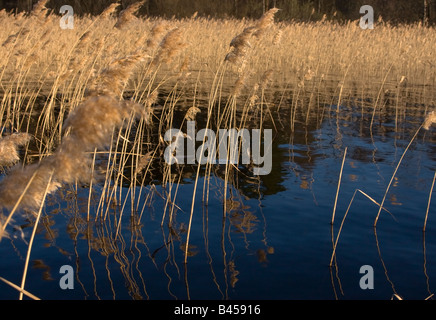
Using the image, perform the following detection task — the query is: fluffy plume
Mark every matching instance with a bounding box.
[152,28,187,66]
[87,53,148,97]
[2,32,19,48]
[254,8,280,38]
[0,163,60,212]
[256,8,279,29]
[423,110,436,130]
[229,26,256,49]
[142,90,158,124]
[0,133,31,167]
[114,1,145,29]
[225,27,256,65]
[260,69,273,90]
[134,151,153,176]
[225,8,279,66]
[53,96,143,184]
[31,0,48,19]
[185,106,201,121]
[272,29,282,45]
[100,2,121,19]
[146,21,170,51]
[232,73,247,97]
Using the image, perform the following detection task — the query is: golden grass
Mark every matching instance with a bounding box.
[0,0,433,235]
[0,1,435,299]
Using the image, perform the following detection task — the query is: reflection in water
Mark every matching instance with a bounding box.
[1,84,436,300]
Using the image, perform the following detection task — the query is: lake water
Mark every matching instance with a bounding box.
[1,95,436,300]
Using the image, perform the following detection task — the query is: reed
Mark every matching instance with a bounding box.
[330,189,393,267]
[374,109,436,227]
[0,132,31,167]
[19,171,53,300]
[331,147,347,225]
[423,171,436,232]
[114,1,146,29]
[0,276,40,300]
[0,0,435,299]
[0,2,151,238]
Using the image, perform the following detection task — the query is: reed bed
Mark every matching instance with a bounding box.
[0,0,435,299]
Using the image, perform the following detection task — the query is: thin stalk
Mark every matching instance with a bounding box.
[331,147,347,225]
[374,124,423,227]
[19,172,53,300]
[1,169,39,234]
[0,277,40,300]
[330,189,357,267]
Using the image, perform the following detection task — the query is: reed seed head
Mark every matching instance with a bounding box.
[0,163,60,212]
[146,21,170,51]
[0,133,31,167]
[423,110,436,130]
[225,27,256,66]
[31,0,48,19]
[100,2,121,19]
[185,106,201,121]
[114,1,145,29]
[254,8,279,38]
[87,53,148,97]
[152,28,187,66]
[272,29,282,45]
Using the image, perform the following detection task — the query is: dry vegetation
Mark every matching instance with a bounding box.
[0,0,436,299]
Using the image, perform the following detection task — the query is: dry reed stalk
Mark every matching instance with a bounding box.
[135,89,158,123]
[331,147,347,225]
[391,294,403,300]
[0,276,40,300]
[330,189,391,266]
[374,124,423,227]
[183,72,220,263]
[19,172,53,300]
[87,148,98,221]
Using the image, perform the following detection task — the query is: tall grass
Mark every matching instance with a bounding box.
[0,0,435,299]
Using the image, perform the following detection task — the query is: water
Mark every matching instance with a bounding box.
[1,100,436,300]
